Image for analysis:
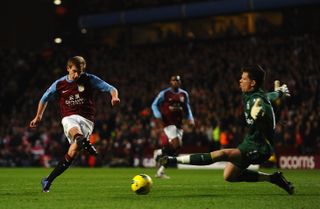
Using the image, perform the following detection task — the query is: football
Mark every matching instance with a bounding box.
[131,174,153,195]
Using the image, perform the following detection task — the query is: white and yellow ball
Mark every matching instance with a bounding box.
[131,174,153,195]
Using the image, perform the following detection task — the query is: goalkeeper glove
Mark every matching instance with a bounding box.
[274,80,290,97]
[250,98,264,120]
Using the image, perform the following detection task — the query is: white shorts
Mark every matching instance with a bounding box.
[61,114,94,144]
[163,125,183,145]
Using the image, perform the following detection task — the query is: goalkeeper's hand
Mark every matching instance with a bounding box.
[274,80,290,97]
[250,98,264,120]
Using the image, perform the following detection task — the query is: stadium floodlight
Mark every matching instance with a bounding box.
[53,0,62,6]
[54,37,62,44]
[81,28,87,34]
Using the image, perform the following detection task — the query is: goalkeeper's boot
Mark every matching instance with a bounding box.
[82,139,98,156]
[41,178,51,193]
[270,171,294,195]
[159,156,177,167]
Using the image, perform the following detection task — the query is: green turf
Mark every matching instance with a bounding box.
[0,168,319,209]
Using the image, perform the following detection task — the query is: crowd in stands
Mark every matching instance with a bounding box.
[0,33,319,167]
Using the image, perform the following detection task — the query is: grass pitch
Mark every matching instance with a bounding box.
[0,168,319,209]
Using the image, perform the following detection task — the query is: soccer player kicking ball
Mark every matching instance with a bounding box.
[160,65,294,195]
[30,56,120,192]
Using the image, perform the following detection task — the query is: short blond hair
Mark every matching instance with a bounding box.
[67,56,86,71]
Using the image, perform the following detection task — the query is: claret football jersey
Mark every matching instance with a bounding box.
[152,87,194,128]
[40,73,115,122]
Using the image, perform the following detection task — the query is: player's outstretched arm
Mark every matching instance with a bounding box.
[110,88,120,106]
[30,101,48,128]
[274,80,290,96]
[267,80,291,101]
[87,73,120,106]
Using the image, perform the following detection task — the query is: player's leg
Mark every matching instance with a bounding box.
[41,152,74,192]
[160,146,295,194]
[42,127,81,192]
[70,117,97,156]
[155,137,180,179]
[74,133,97,156]
[171,147,292,186]
[161,148,241,166]
[153,132,169,165]
[224,162,263,182]
[42,116,95,192]
[156,125,183,179]
[42,144,77,191]
[222,150,294,194]
[223,163,243,182]
[224,162,294,194]
[237,141,294,194]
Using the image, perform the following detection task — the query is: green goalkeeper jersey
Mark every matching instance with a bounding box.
[234,89,280,168]
[242,89,276,145]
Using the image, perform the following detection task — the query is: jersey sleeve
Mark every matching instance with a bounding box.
[266,91,281,102]
[40,80,59,104]
[151,90,165,119]
[185,92,194,121]
[88,73,116,93]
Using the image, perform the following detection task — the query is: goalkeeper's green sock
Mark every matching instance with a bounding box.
[177,153,213,165]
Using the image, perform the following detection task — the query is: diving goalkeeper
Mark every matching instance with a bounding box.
[161,65,294,195]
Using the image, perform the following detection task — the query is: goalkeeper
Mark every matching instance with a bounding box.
[161,65,294,195]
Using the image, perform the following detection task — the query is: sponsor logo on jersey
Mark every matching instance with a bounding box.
[65,93,85,106]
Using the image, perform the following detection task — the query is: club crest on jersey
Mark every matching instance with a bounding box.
[78,85,85,92]
[180,96,185,102]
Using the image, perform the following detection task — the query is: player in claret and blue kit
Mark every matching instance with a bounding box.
[30,56,120,192]
[152,75,194,179]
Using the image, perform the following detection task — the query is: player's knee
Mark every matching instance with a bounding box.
[211,150,228,161]
[223,172,231,182]
[75,135,86,149]
[223,173,238,182]
[223,168,240,182]
[220,150,228,158]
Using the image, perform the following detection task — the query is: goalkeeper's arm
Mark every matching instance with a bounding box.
[267,80,290,102]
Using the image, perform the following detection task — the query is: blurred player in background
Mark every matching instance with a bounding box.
[30,56,120,192]
[161,65,294,194]
[151,75,194,179]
